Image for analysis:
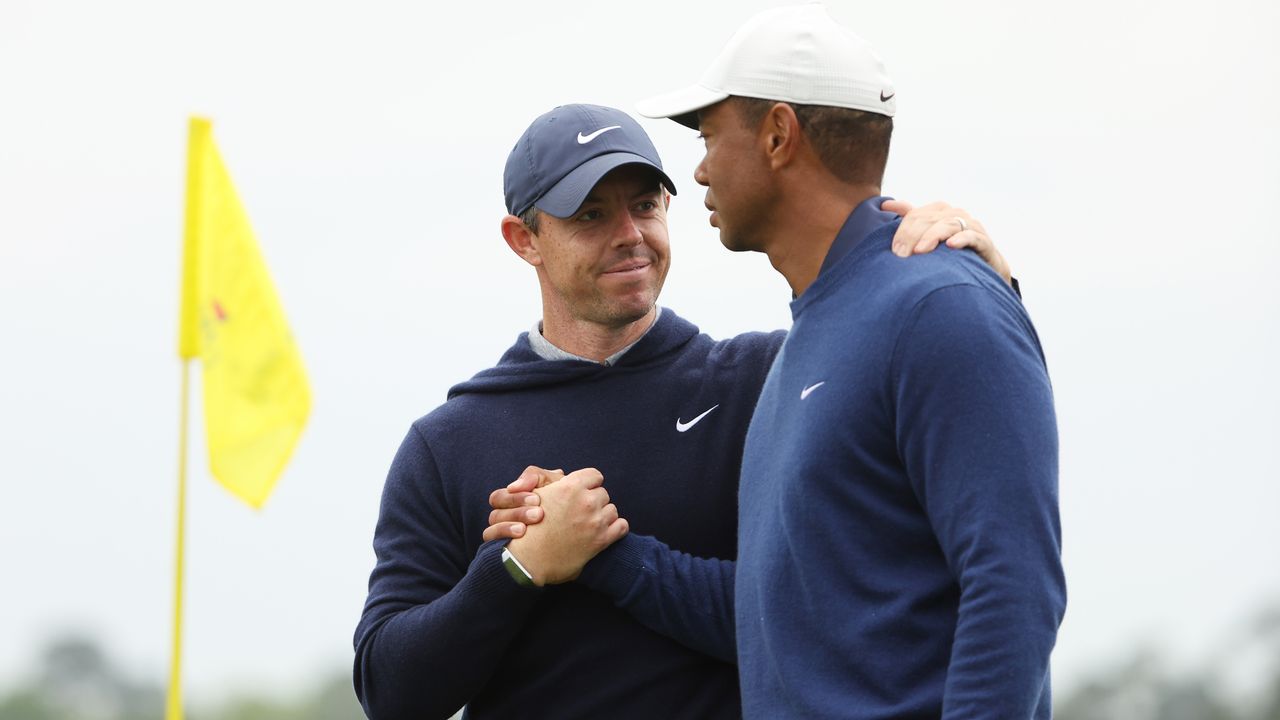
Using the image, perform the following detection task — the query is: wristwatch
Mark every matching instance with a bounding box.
[501,546,536,587]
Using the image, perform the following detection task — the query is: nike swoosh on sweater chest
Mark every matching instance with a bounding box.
[675,404,720,432]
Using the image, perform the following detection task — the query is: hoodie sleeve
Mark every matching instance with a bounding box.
[353,425,542,720]
[576,533,737,663]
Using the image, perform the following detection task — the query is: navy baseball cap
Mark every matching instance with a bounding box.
[504,104,677,218]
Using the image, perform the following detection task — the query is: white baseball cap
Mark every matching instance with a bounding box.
[636,2,896,129]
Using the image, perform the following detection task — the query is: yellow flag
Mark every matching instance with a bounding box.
[178,117,311,508]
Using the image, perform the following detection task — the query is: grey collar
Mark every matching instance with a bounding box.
[528,307,663,367]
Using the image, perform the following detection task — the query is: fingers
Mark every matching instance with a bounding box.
[489,487,540,510]
[601,502,619,525]
[507,465,565,494]
[506,466,543,495]
[488,505,543,527]
[605,517,630,544]
[482,505,545,543]
[594,505,627,548]
[890,202,1002,274]
[891,200,953,257]
[566,467,605,490]
[482,521,526,543]
[946,230,1012,284]
[496,467,564,508]
[912,212,975,255]
[945,229,989,251]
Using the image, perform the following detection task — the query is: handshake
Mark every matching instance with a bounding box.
[483,466,630,587]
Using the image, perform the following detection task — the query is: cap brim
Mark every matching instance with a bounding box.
[535,153,677,218]
[636,84,729,130]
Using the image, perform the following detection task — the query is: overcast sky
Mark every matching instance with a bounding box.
[1,0,1277,705]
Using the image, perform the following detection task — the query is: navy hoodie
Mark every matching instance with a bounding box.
[353,309,784,720]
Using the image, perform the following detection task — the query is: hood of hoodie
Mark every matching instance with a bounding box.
[447,308,701,399]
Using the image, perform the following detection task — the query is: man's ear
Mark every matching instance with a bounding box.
[761,102,802,171]
[501,214,542,266]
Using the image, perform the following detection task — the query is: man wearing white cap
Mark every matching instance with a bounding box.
[498,4,1065,719]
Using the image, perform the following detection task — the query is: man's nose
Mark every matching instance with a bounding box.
[694,156,709,187]
[613,211,643,246]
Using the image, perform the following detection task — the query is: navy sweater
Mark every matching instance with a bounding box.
[353,309,784,720]
[739,220,1064,718]
[582,220,1064,718]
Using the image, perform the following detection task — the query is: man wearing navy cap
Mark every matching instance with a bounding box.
[353,100,1015,719]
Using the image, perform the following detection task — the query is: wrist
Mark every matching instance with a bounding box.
[503,539,543,587]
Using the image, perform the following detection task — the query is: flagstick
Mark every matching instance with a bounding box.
[166,359,191,720]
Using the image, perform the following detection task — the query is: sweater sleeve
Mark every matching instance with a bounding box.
[576,533,737,663]
[353,425,542,720]
[892,284,1066,719]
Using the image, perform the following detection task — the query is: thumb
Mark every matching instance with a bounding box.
[538,468,567,488]
[508,465,551,492]
[880,198,912,217]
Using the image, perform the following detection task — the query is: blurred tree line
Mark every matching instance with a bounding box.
[0,636,362,720]
[2,605,1278,720]
[1055,605,1280,720]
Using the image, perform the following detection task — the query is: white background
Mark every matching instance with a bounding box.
[1,0,1277,704]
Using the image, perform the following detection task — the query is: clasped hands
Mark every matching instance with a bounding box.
[486,466,629,586]
[482,201,1006,585]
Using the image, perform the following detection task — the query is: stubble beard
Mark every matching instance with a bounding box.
[584,270,665,329]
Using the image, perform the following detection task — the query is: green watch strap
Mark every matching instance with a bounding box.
[501,547,536,587]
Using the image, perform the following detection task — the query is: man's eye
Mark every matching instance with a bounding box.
[577,209,603,222]
[637,201,657,212]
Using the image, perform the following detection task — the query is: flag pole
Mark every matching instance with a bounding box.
[166,358,191,720]
[170,118,204,720]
